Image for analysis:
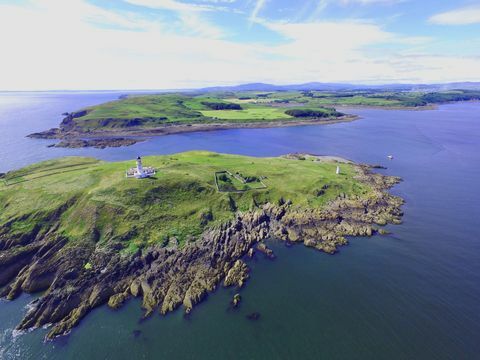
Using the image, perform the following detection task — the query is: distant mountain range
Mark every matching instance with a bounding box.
[199,82,480,92]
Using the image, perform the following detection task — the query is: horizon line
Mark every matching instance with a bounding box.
[1,80,480,93]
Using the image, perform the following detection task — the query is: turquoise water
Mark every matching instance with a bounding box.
[0,93,479,359]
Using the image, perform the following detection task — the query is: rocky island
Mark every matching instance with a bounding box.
[0,151,403,339]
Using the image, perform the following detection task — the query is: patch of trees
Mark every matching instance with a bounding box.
[420,91,480,104]
[302,91,357,99]
[285,108,342,118]
[202,101,242,110]
[369,90,480,106]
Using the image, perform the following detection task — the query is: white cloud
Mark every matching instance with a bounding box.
[0,0,479,90]
[429,5,480,25]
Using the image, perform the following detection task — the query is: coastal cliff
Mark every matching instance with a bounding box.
[0,152,403,339]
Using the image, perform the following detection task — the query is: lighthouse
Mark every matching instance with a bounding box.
[136,156,144,176]
[336,166,340,175]
[126,156,156,179]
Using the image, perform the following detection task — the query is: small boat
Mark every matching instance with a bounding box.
[387,155,394,160]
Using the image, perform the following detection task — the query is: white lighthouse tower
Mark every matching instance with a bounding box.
[126,156,156,179]
[136,156,144,176]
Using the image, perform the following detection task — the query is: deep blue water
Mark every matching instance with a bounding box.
[0,93,479,359]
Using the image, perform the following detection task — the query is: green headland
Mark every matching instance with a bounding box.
[0,151,403,339]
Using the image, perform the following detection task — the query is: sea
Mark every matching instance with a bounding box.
[0,92,479,359]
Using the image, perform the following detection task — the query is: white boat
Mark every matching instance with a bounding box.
[387,155,394,160]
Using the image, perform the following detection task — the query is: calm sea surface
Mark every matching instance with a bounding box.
[0,92,479,359]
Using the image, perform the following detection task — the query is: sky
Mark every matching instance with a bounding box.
[1,0,480,90]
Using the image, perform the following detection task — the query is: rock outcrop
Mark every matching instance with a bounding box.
[48,138,141,149]
[0,165,403,340]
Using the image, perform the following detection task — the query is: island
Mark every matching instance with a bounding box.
[0,151,404,339]
[28,89,480,148]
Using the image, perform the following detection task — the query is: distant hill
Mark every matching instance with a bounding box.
[199,82,480,92]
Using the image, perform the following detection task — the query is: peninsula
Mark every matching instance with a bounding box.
[28,89,480,148]
[0,151,403,339]
[26,92,351,148]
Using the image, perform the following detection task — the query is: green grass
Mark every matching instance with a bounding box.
[200,107,291,121]
[77,94,206,129]
[0,152,373,252]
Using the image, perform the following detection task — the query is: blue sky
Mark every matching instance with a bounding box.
[1,0,480,90]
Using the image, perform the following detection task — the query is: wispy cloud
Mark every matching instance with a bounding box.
[125,0,213,12]
[429,5,480,25]
[249,0,267,25]
[309,0,329,20]
[340,0,406,4]
[124,0,225,38]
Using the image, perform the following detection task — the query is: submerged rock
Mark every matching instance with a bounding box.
[246,312,261,321]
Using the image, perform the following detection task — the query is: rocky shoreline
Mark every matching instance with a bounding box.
[0,163,403,340]
[47,138,142,149]
[27,111,357,148]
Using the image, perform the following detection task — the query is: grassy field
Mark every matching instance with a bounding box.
[201,107,292,121]
[0,152,372,253]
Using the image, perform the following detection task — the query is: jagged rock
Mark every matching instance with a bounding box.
[256,243,275,259]
[232,293,241,307]
[108,292,130,309]
[224,260,249,288]
[130,280,142,297]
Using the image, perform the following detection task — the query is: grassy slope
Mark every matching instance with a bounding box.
[68,93,343,130]
[78,94,206,128]
[0,152,371,253]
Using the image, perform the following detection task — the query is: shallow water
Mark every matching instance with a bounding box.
[0,93,479,359]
